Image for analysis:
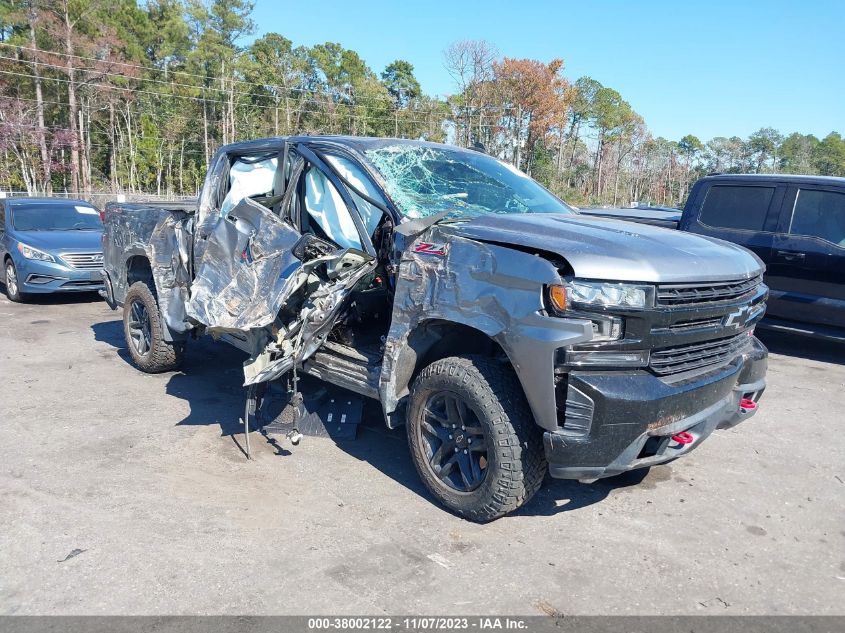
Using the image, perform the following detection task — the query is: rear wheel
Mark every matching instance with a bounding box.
[4,259,25,302]
[122,281,184,373]
[407,355,546,522]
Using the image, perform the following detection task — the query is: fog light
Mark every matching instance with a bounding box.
[565,349,650,367]
[25,274,63,284]
[590,316,623,341]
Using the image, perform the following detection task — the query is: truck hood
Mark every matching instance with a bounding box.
[449,213,763,283]
[13,229,103,253]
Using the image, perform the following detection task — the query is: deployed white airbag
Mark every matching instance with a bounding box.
[324,154,385,238]
[221,156,278,217]
[304,168,362,250]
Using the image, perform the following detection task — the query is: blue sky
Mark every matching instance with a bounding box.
[251,0,843,142]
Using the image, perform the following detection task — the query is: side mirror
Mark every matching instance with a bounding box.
[292,233,336,262]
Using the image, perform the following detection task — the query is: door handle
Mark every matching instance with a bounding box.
[775,250,805,261]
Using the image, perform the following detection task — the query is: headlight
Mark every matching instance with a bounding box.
[564,280,654,309]
[17,242,55,262]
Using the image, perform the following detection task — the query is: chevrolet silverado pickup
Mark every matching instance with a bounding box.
[100,136,768,521]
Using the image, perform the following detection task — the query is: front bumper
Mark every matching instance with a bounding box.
[545,336,768,480]
[15,256,104,294]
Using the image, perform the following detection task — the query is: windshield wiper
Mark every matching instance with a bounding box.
[395,210,455,239]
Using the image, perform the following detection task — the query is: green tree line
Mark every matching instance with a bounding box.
[0,0,842,207]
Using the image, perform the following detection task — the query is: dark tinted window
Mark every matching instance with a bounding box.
[789,189,845,247]
[699,185,774,231]
[11,203,101,231]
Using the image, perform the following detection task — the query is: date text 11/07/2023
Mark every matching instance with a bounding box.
[307,617,529,631]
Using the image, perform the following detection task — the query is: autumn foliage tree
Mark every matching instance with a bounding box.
[0,4,841,206]
[490,57,567,175]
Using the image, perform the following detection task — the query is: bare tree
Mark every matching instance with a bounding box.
[443,39,497,147]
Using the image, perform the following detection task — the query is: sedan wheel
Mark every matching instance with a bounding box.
[4,261,24,302]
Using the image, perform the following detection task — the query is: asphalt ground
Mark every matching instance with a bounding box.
[0,292,842,615]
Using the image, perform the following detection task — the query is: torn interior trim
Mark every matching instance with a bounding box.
[242,251,377,386]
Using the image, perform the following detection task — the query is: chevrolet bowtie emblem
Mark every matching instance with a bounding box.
[724,305,751,328]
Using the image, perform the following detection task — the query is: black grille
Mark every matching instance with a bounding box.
[61,280,102,288]
[667,317,723,332]
[650,333,751,376]
[656,275,762,307]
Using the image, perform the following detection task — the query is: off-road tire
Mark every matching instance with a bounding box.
[4,259,26,302]
[122,281,184,373]
[407,355,546,522]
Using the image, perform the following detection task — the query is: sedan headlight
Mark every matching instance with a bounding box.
[562,280,654,310]
[17,242,55,263]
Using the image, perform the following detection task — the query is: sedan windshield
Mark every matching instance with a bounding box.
[12,203,101,231]
[364,143,574,219]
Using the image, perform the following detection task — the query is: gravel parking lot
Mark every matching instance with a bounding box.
[0,292,843,616]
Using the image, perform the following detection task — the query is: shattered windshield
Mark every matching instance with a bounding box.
[364,144,573,220]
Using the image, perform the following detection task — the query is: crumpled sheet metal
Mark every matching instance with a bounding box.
[242,254,377,387]
[186,197,305,332]
[147,212,193,333]
[297,255,377,360]
[101,202,194,336]
[193,151,230,257]
[187,189,378,384]
[378,225,592,431]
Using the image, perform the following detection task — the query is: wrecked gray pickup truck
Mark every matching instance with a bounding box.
[101,136,768,521]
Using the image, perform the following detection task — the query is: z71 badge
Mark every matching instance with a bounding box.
[413,242,447,256]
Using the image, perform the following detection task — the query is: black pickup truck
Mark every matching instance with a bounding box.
[582,174,845,342]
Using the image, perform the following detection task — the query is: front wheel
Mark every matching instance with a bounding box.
[122,281,185,373]
[4,259,25,302]
[406,355,546,522]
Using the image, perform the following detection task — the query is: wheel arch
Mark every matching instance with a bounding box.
[380,318,526,428]
[125,252,154,289]
[410,319,510,379]
[121,252,188,343]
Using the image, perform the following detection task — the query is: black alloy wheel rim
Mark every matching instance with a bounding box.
[419,391,488,492]
[128,299,152,356]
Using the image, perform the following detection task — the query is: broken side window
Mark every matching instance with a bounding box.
[220,154,279,217]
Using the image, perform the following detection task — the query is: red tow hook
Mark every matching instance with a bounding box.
[671,431,695,445]
[740,398,758,412]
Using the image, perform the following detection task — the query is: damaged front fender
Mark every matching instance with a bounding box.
[379,226,593,431]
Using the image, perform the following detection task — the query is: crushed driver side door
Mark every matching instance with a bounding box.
[186,142,379,384]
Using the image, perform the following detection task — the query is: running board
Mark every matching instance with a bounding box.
[758,318,845,343]
[302,346,381,399]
